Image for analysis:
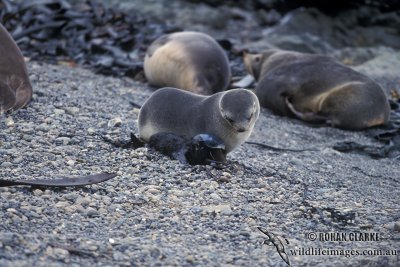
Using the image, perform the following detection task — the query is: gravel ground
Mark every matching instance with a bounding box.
[1,1,400,266]
[0,57,399,266]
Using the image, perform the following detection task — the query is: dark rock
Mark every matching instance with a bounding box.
[259,7,400,51]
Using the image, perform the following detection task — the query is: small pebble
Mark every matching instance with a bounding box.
[53,108,65,115]
[394,222,400,232]
[64,107,80,115]
[86,207,99,217]
[5,117,14,127]
[108,117,122,127]
[1,162,13,168]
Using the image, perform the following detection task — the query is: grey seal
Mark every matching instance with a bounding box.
[144,31,231,95]
[244,49,390,130]
[0,23,33,114]
[138,87,260,153]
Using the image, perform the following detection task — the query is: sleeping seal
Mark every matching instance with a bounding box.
[243,49,390,130]
[144,31,231,95]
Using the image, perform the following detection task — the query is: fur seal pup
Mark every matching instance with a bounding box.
[138,87,260,153]
[144,31,231,95]
[0,23,33,113]
[243,49,390,130]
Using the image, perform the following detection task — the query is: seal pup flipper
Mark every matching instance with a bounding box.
[0,23,33,113]
[6,74,32,111]
[285,97,328,124]
[0,81,16,114]
[231,74,255,88]
[0,173,117,188]
[12,75,33,111]
[148,132,188,163]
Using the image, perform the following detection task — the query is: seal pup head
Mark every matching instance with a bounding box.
[243,49,278,81]
[218,89,260,134]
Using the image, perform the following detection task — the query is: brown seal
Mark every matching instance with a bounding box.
[144,31,231,95]
[243,49,390,130]
[0,23,33,114]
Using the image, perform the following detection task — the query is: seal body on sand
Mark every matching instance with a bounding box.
[0,23,33,113]
[243,49,390,130]
[144,31,231,95]
[138,87,260,153]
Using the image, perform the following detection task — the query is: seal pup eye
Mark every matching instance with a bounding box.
[224,115,234,124]
[248,104,257,121]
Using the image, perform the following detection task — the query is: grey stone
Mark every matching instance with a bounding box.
[394,222,400,232]
[1,162,12,168]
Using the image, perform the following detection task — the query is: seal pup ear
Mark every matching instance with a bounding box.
[243,52,263,81]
